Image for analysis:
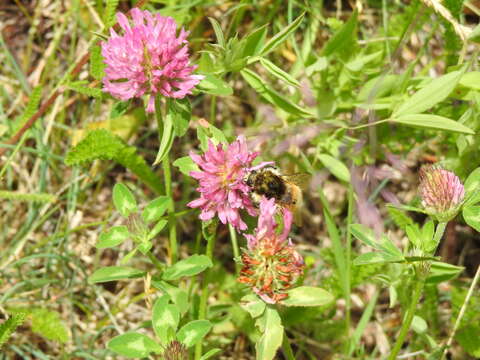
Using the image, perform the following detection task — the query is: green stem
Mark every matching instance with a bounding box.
[282,333,296,360]
[388,273,425,360]
[345,185,354,338]
[229,223,240,273]
[442,263,480,359]
[388,221,447,359]
[194,224,217,360]
[147,250,165,273]
[154,95,177,264]
[163,154,177,264]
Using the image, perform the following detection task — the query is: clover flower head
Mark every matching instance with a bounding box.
[163,340,188,360]
[187,136,262,231]
[238,197,303,304]
[419,165,464,221]
[101,8,203,112]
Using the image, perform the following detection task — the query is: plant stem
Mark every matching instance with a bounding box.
[345,185,354,337]
[282,333,296,360]
[388,221,447,359]
[194,223,217,360]
[442,264,480,359]
[147,250,164,273]
[388,272,425,360]
[163,155,177,264]
[154,95,177,264]
[228,223,240,273]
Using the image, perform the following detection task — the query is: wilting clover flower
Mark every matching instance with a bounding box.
[163,340,188,360]
[238,197,304,304]
[419,165,465,222]
[101,8,203,112]
[188,136,267,231]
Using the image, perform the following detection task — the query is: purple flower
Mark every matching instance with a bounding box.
[187,136,262,231]
[239,197,303,304]
[419,165,465,221]
[101,8,203,112]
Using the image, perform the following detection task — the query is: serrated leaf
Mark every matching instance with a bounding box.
[394,70,464,116]
[260,12,305,55]
[391,114,474,134]
[0,312,26,349]
[152,296,180,345]
[30,309,68,343]
[162,255,213,281]
[107,332,162,358]
[90,45,105,80]
[142,196,171,224]
[65,129,162,194]
[104,0,120,28]
[177,320,212,348]
[67,81,103,98]
[12,86,42,134]
[281,286,334,307]
[241,68,314,118]
[88,266,145,284]
[112,183,137,217]
[97,226,130,248]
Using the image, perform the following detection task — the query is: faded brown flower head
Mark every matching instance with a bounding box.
[238,198,304,304]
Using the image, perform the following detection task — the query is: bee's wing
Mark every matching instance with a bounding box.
[281,173,311,190]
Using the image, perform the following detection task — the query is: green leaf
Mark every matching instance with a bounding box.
[88,266,145,284]
[147,220,168,240]
[426,261,464,284]
[173,156,200,176]
[412,315,428,334]
[393,70,464,116]
[12,86,42,134]
[456,324,480,357]
[322,11,358,57]
[464,167,480,206]
[350,224,403,257]
[162,255,213,281]
[142,196,171,224]
[463,205,480,232]
[107,332,161,358]
[0,191,56,203]
[177,320,212,348]
[152,296,180,345]
[259,58,300,87]
[171,98,192,137]
[96,226,130,249]
[152,281,190,315]
[90,45,105,80]
[66,81,103,98]
[104,0,120,28]
[65,129,162,194]
[317,154,350,182]
[459,71,480,90]
[353,251,404,265]
[30,309,68,343]
[240,68,314,118]
[281,286,334,307]
[240,294,266,318]
[113,183,137,217]
[208,17,225,48]
[153,106,175,165]
[391,114,474,134]
[200,348,222,360]
[255,307,283,360]
[198,74,233,96]
[0,313,26,349]
[260,12,305,55]
[242,25,268,58]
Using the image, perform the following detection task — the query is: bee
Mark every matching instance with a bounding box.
[245,165,310,225]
